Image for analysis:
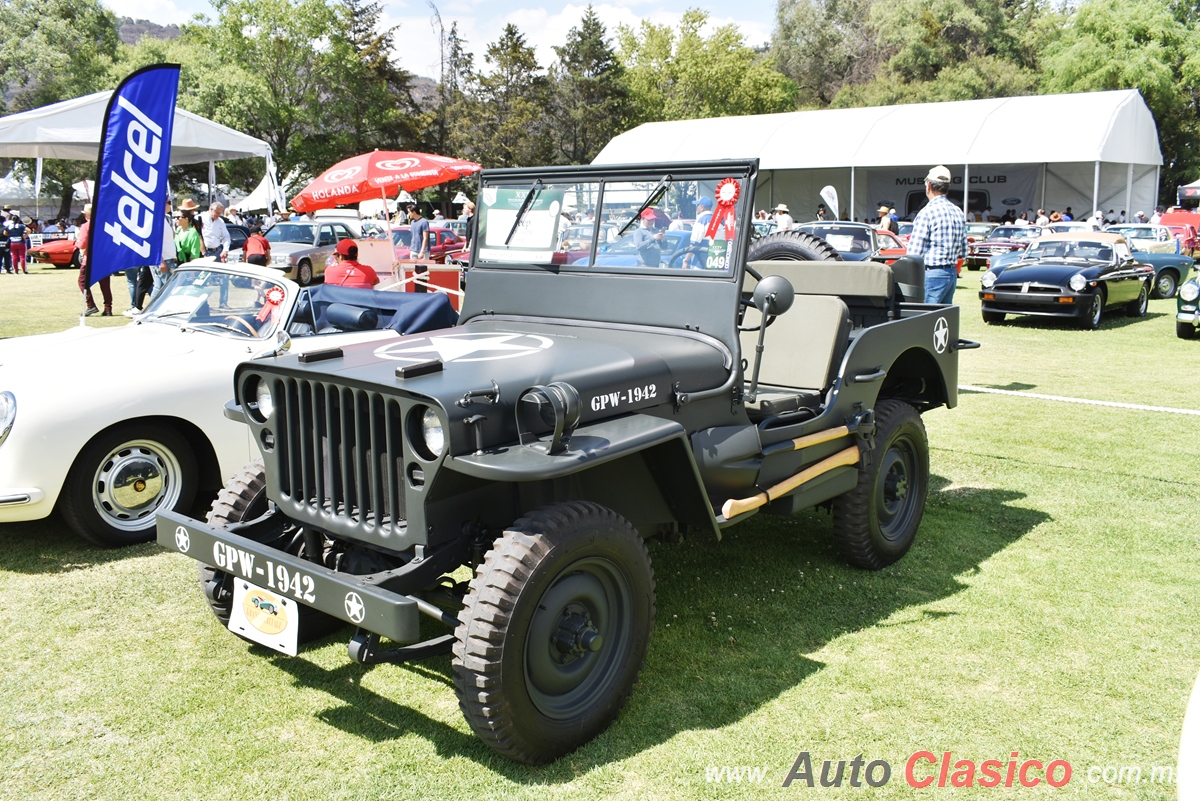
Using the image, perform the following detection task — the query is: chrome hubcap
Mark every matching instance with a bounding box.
[92,439,183,532]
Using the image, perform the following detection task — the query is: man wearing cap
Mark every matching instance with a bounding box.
[324,240,379,289]
[772,203,794,230]
[906,165,967,304]
[631,208,667,267]
[878,205,897,234]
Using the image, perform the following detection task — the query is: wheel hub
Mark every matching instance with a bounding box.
[552,606,603,664]
[93,440,182,531]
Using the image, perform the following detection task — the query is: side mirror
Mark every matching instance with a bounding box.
[752,275,795,316]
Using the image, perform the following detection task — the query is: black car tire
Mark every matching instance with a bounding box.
[982,310,1006,324]
[1178,321,1198,339]
[1126,283,1149,317]
[832,400,928,570]
[1079,291,1104,330]
[66,250,80,270]
[746,231,843,262]
[453,501,655,764]
[198,460,341,641]
[60,422,197,547]
[1153,269,1178,299]
[296,259,313,286]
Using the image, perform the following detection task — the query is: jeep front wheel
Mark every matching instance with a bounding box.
[453,501,655,764]
[832,400,929,570]
[198,460,340,641]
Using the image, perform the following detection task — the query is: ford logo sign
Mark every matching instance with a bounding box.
[1001,197,1022,206]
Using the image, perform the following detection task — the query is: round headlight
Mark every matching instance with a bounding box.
[1181,281,1200,302]
[1069,274,1087,292]
[981,271,997,289]
[0,391,15,448]
[421,407,445,456]
[255,380,274,419]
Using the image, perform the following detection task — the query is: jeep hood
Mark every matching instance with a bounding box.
[260,317,732,454]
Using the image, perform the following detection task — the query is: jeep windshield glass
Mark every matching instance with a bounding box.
[475,175,745,274]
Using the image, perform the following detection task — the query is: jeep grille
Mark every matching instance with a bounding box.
[275,378,406,531]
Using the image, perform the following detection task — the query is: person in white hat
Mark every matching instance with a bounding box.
[772,203,794,231]
[905,165,967,304]
[878,204,897,234]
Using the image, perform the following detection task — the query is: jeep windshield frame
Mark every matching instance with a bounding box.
[472,161,756,279]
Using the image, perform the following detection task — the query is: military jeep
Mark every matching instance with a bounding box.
[158,159,973,763]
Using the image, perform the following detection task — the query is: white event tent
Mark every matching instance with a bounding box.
[594,89,1163,222]
[0,90,283,212]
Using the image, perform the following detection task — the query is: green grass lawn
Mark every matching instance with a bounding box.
[0,268,1196,799]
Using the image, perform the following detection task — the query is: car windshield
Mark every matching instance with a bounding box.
[392,228,412,248]
[989,226,1042,240]
[966,224,993,235]
[139,268,286,338]
[265,223,316,244]
[798,224,873,254]
[474,173,746,274]
[1022,240,1114,262]
[898,222,913,236]
[1107,226,1151,238]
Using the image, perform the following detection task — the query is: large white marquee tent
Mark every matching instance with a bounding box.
[0,90,282,212]
[594,89,1163,222]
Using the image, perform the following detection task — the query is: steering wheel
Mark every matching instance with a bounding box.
[668,243,708,269]
[738,295,778,332]
[223,315,260,337]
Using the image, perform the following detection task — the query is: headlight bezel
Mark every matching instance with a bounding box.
[0,391,15,448]
[981,271,997,289]
[1180,281,1200,302]
[1069,274,1087,292]
[410,405,445,461]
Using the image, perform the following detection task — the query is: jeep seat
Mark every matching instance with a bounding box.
[746,259,924,327]
[741,294,852,422]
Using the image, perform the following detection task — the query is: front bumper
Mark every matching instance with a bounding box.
[157,510,421,643]
[963,255,991,270]
[1178,305,1199,326]
[979,289,1089,319]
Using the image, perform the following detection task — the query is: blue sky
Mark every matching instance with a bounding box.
[104,0,777,80]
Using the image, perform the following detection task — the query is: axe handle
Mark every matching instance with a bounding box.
[721,444,861,520]
[788,425,850,451]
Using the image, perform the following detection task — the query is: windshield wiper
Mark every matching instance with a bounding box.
[617,174,672,237]
[505,180,543,245]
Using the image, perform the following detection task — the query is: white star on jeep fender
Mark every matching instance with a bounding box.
[374,332,553,363]
[933,317,949,354]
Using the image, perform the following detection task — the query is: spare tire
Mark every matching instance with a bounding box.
[747,231,843,262]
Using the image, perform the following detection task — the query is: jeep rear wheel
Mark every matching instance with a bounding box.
[453,501,655,764]
[199,460,340,641]
[832,400,928,570]
[747,230,843,262]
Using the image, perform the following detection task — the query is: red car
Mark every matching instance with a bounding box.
[1165,224,1198,257]
[26,234,80,269]
[391,226,466,263]
[963,225,1043,271]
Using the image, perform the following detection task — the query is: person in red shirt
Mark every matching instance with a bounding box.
[242,224,271,266]
[75,204,113,316]
[324,239,378,289]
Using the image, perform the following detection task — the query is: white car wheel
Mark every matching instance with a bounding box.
[61,423,198,547]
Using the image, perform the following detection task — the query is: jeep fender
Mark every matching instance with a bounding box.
[446,413,720,538]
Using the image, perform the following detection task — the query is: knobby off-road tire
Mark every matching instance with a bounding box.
[746,230,843,263]
[453,501,655,764]
[60,422,197,547]
[199,460,340,641]
[1126,282,1149,317]
[832,400,929,570]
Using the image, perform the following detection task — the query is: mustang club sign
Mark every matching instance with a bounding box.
[86,64,181,286]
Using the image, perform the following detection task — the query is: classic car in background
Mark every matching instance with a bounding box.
[965,222,997,242]
[1105,224,1179,255]
[0,259,456,547]
[1177,276,1200,338]
[795,221,907,263]
[1164,223,1198,257]
[963,225,1043,270]
[232,221,353,285]
[392,225,467,263]
[986,235,1191,299]
[897,221,914,244]
[979,233,1154,329]
[26,234,79,268]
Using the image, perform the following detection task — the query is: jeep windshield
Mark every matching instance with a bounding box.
[474,172,748,275]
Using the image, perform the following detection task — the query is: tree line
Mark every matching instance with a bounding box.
[2,0,1199,217]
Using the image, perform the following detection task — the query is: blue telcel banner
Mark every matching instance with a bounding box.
[86,64,181,286]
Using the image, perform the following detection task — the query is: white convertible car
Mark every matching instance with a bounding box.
[0,259,456,546]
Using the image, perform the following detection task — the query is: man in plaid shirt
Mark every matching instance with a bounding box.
[906,165,967,303]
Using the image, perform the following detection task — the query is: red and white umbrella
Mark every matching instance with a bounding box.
[290,150,480,212]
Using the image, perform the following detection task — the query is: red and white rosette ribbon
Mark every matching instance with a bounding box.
[704,178,740,240]
[257,285,286,322]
